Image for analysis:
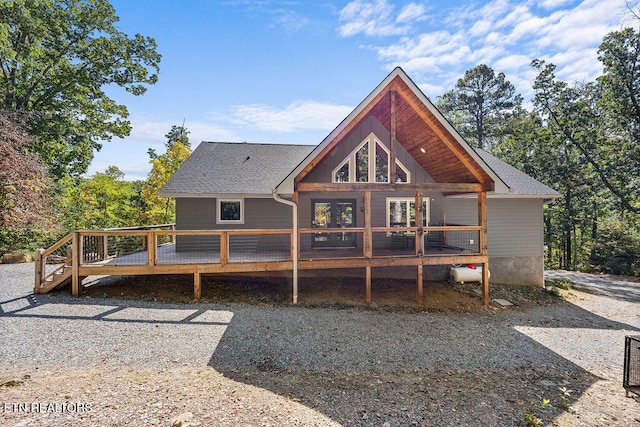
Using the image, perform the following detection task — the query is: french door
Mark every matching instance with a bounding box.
[311,199,356,248]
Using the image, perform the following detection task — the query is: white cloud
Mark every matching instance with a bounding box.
[396,3,427,24]
[221,100,353,133]
[126,118,239,145]
[338,0,426,37]
[350,0,635,99]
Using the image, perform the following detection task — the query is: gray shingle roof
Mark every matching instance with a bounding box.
[159,141,314,196]
[476,149,560,198]
[160,141,560,199]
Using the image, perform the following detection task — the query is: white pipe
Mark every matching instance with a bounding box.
[272,190,299,304]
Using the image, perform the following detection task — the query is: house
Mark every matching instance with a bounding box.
[158,67,560,304]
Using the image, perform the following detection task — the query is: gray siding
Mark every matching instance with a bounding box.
[176,197,292,230]
[175,197,292,253]
[444,197,544,257]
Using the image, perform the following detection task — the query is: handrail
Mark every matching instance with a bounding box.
[41,233,73,258]
[35,233,74,292]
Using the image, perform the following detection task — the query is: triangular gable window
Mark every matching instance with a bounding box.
[332,133,410,183]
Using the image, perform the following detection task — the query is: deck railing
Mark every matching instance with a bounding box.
[36,224,485,297]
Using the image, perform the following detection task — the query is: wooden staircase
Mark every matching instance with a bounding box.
[34,234,74,295]
[37,263,73,294]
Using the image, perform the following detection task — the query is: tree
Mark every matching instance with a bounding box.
[436,64,523,150]
[0,0,161,179]
[532,59,640,214]
[0,111,55,252]
[64,166,142,230]
[142,125,192,224]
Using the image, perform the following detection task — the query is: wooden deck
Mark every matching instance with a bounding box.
[35,224,489,305]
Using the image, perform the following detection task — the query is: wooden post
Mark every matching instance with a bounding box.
[364,191,372,258]
[34,248,44,294]
[415,192,424,256]
[194,271,201,301]
[478,191,489,305]
[365,265,372,304]
[71,232,81,297]
[147,231,156,266]
[416,263,423,305]
[220,232,228,265]
[102,235,108,261]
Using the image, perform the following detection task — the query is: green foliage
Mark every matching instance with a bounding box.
[60,166,145,230]
[589,219,640,276]
[518,398,550,427]
[141,125,192,224]
[0,0,161,179]
[436,64,523,150]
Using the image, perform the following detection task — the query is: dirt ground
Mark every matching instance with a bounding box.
[80,273,559,312]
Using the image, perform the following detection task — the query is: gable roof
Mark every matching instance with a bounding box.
[276,67,509,195]
[158,141,314,197]
[160,68,560,201]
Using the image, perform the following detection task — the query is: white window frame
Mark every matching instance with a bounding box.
[331,132,410,183]
[217,198,244,224]
[385,197,429,235]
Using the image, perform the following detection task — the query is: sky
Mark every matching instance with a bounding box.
[91,0,640,180]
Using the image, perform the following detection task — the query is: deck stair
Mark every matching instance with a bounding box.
[34,233,74,295]
[38,263,73,293]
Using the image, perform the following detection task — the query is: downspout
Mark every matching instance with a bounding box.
[272,190,298,304]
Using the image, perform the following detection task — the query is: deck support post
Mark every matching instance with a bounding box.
[71,232,81,297]
[416,263,423,304]
[478,191,489,305]
[194,271,201,301]
[34,248,44,294]
[365,266,372,304]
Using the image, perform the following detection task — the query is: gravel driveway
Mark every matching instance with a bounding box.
[1,263,639,426]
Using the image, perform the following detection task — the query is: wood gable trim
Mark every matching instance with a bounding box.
[392,79,491,185]
[282,67,504,194]
[296,182,493,193]
[293,86,389,186]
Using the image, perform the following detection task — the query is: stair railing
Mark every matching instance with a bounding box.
[34,233,74,294]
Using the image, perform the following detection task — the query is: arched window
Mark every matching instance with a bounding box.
[332,133,410,183]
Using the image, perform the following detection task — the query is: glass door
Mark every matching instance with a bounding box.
[312,199,356,248]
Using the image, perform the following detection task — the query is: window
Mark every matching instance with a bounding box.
[217,199,244,224]
[386,197,429,232]
[332,133,410,183]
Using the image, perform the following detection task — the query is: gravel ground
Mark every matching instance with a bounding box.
[1,262,639,426]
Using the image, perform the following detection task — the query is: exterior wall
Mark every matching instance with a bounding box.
[444,197,545,286]
[175,197,293,253]
[176,197,292,230]
[299,115,445,251]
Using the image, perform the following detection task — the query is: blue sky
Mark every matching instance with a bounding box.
[92,0,639,180]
